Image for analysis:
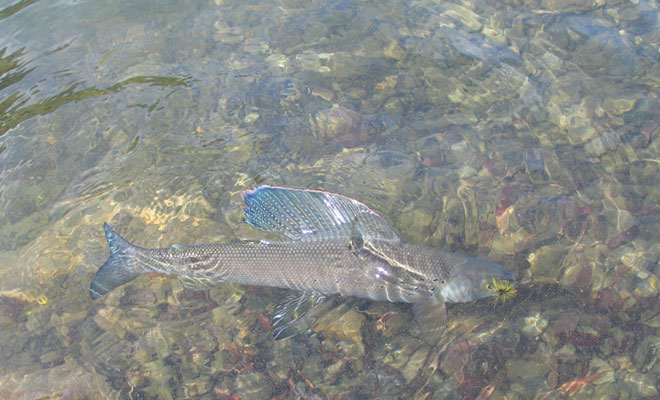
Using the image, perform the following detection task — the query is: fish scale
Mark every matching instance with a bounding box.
[134,239,439,302]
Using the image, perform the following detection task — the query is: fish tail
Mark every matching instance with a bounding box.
[90,223,144,299]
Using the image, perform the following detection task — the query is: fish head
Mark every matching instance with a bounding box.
[439,257,515,303]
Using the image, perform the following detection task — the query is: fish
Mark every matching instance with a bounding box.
[90,186,515,341]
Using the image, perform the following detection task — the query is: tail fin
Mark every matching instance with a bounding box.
[90,223,144,299]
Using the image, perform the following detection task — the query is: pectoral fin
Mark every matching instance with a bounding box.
[412,301,447,344]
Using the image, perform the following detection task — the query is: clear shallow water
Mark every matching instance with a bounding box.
[1,0,660,398]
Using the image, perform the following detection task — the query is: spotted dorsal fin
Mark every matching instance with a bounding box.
[241,186,401,242]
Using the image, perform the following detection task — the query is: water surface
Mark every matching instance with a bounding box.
[1,0,660,398]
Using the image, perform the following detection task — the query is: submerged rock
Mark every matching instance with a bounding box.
[233,372,272,400]
[314,306,365,343]
[309,104,377,147]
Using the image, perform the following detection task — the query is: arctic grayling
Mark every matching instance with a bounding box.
[90,186,514,340]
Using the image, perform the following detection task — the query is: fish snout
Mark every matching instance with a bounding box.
[441,259,515,303]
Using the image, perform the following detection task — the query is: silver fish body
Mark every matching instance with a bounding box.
[90,186,514,340]
[92,233,509,303]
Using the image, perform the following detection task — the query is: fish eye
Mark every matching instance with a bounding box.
[350,234,364,250]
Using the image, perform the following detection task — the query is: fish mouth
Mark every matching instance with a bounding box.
[485,265,516,296]
[485,277,518,306]
[501,269,515,281]
[477,260,515,284]
[445,260,516,303]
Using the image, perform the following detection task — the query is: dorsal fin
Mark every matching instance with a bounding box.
[241,186,401,242]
